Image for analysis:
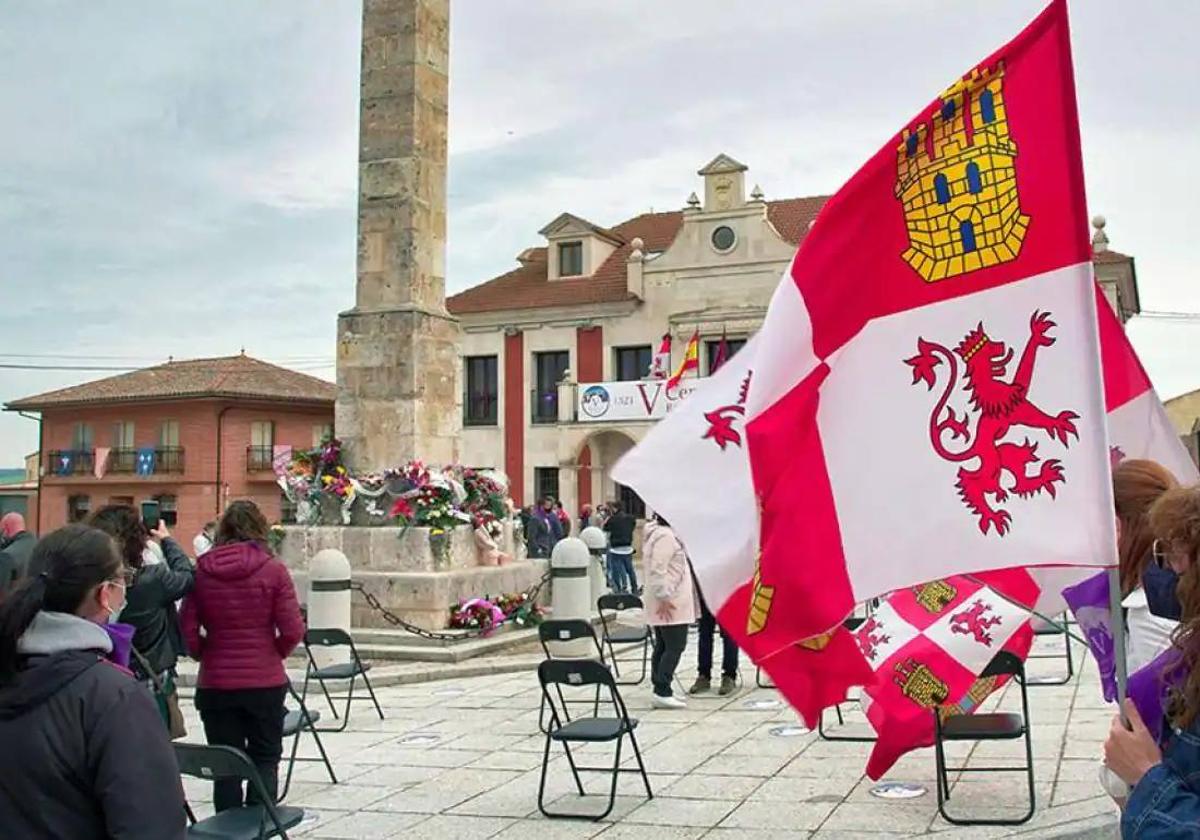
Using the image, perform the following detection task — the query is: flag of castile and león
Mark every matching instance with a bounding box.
[614,0,1116,733]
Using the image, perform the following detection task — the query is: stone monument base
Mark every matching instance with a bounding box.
[277,523,548,631]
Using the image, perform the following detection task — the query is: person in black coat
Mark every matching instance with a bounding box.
[0,512,35,597]
[89,506,194,683]
[0,524,186,838]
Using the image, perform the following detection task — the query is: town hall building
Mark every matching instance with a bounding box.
[447,155,1140,519]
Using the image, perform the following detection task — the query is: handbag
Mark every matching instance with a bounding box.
[129,646,187,740]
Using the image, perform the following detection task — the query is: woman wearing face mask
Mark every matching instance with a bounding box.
[89,504,194,735]
[0,524,186,838]
[1105,485,1200,835]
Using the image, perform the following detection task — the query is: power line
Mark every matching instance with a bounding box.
[1135,310,1200,322]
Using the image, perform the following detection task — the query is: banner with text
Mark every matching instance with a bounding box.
[576,380,699,422]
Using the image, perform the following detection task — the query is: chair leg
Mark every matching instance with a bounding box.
[835,704,845,726]
[1064,631,1075,680]
[316,673,339,721]
[307,721,338,786]
[280,723,304,801]
[596,736,622,822]
[627,729,654,800]
[537,732,554,818]
[561,741,587,797]
[359,668,385,721]
[639,637,649,685]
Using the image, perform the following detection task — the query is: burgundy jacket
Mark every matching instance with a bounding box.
[180,541,304,690]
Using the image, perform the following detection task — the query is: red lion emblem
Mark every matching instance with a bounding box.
[856,616,892,661]
[906,311,1079,536]
[702,371,753,451]
[949,598,1003,646]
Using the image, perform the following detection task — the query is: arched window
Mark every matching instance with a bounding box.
[980,90,996,124]
[906,133,919,159]
[934,174,951,205]
[960,220,977,253]
[941,100,956,121]
[966,162,983,194]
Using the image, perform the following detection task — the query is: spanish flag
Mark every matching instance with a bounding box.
[665,330,699,394]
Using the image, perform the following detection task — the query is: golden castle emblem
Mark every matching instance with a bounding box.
[913,580,958,613]
[746,559,774,636]
[894,657,950,708]
[895,62,1029,282]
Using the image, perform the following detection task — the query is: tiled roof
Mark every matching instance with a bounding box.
[447,196,831,315]
[7,355,336,410]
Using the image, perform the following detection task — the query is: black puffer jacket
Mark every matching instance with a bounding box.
[0,611,186,838]
[123,537,194,678]
[0,531,35,596]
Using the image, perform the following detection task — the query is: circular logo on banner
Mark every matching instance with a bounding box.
[580,385,611,418]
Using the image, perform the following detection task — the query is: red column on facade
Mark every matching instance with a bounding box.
[577,445,592,510]
[503,331,525,506]
[575,326,603,383]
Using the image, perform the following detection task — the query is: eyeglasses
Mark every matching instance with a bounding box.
[111,568,135,586]
[1153,539,1167,569]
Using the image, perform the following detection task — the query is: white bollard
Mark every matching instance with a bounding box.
[579,526,608,606]
[307,548,353,670]
[550,537,593,657]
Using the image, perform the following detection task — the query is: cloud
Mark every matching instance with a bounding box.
[1,0,1198,467]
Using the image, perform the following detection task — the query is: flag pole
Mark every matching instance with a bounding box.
[1108,564,1130,725]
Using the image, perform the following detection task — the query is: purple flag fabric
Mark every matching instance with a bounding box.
[1062,571,1117,701]
[1128,647,1185,744]
[102,621,135,669]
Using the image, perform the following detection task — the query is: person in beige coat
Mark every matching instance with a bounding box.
[642,514,699,709]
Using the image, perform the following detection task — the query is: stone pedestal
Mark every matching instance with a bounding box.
[279,522,547,631]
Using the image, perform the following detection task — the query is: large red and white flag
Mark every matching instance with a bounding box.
[614,0,1119,723]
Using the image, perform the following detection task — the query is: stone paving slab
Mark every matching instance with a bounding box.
[176,630,1124,838]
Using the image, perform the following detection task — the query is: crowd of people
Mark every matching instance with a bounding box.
[0,453,1198,834]
[0,498,303,838]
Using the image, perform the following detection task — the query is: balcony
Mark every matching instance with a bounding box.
[246,445,275,473]
[46,450,95,477]
[106,447,185,475]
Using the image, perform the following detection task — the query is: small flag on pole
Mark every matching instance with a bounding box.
[648,333,672,380]
[666,330,699,394]
[711,330,730,374]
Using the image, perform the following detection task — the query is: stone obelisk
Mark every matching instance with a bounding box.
[336,0,461,472]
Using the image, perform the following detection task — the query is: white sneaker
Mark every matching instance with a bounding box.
[651,694,687,710]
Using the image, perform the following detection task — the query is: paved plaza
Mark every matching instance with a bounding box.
[178,631,1121,839]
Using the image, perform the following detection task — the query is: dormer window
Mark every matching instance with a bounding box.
[558,241,583,276]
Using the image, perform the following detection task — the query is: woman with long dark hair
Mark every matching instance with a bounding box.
[181,500,304,812]
[1105,484,1200,832]
[89,504,194,734]
[0,524,185,838]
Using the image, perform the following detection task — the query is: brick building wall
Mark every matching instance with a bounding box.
[38,399,332,549]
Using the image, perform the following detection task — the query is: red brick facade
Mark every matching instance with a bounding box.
[36,399,332,549]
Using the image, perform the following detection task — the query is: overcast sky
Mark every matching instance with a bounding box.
[1,0,1197,466]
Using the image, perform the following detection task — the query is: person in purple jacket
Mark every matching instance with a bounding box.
[181,500,304,812]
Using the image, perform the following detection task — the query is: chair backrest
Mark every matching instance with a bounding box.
[174,744,288,832]
[598,593,643,613]
[306,627,353,648]
[537,657,630,725]
[539,618,604,661]
[981,650,1024,680]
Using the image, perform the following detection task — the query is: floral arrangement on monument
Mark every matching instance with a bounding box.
[275,440,513,534]
[448,592,544,634]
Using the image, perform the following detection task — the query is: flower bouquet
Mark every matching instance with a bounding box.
[448,597,506,634]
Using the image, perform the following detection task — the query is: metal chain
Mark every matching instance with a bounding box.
[349,570,551,642]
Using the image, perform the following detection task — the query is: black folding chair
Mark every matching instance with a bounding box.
[596,594,650,685]
[538,619,607,735]
[933,651,1035,826]
[537,658,653,821]
[279,682,337,800]
[175,743,304,839]
[300,628,384,732]
[1026,612,1075,686]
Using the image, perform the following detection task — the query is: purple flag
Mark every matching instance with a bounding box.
[1128,647,1184,743]
[1062,571,1117,701]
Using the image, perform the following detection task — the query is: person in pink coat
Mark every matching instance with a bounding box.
[180,500,304,812]
[642,513,698,709]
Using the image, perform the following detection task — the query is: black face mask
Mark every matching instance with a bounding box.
[1142,562,1183,622]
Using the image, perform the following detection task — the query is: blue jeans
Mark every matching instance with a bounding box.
[608,550,637,593]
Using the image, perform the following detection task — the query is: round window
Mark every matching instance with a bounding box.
[711,225,737,252]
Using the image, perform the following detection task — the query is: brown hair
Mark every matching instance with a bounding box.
[1148,485,1200,729]
[216,500,270,547]
[1114,460,1178,597]
[88,504,149,571]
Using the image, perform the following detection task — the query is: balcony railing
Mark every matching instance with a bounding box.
[47,450,95,477]
[530,389,559,425]
[247,445,275,472]
[105,447,185,475]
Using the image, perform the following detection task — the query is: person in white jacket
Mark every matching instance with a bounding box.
[642,514,698,709]
[1113,460,1180,672]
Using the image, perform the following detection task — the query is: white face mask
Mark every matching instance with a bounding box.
[105,580,127,622]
